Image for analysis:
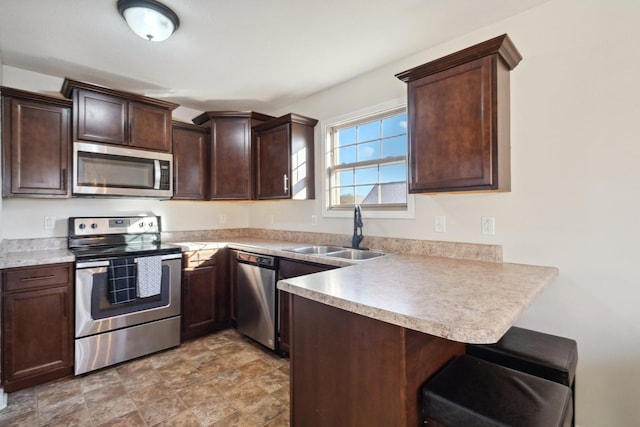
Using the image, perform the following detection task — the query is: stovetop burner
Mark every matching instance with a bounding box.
[68,215,181,261]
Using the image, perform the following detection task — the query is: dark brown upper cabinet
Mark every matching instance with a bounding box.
[172,121,210,200]
[396,34,522,193]
[253,113,318,200]
[192,111,274,200]
[1,87,71,198]
[61,78,178,152]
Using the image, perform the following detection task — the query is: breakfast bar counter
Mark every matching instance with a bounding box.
[277,252,558,344]
[276,252,558,426]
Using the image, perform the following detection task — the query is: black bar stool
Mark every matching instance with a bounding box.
[466,326,577,426]
[422,355,573,426]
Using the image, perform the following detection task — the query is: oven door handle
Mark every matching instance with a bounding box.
[76,252,182,268]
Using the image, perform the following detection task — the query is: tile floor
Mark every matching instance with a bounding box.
[0,329,290,426]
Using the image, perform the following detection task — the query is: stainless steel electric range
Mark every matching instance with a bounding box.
[68,216,182,375]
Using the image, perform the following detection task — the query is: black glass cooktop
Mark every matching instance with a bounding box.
[71,243,181,261]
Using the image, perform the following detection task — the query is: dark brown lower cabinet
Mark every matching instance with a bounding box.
[277,259,337,355]
[1,263,74,392]
[181,248,229,341]
[290,295,465,426]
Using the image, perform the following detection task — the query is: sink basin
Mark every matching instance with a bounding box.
[284,245,345,254]
[325,249,387,260]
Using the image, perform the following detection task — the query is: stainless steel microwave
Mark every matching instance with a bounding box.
[73,142,173,198]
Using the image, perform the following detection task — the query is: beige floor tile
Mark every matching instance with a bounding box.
[151,409,202,427]
[137,395,188,426]
[96,410,146,427]
[37,395,87,426]
[243,395,288,425]
[86,394,137,426]
[41,407,91,427]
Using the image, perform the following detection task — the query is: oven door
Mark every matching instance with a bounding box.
[75,253,181,338]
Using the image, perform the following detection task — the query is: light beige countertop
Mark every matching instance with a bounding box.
[0,248,75,269]
[1,236,558,345]
[277,252,558,344]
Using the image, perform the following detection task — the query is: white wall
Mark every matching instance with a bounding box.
[2,0,638,424]
[255,0,640,425]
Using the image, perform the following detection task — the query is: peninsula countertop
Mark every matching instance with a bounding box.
[275,251,558,344]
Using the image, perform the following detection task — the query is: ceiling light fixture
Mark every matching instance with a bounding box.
[117,0,180,42]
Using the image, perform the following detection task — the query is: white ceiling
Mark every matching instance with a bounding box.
[0,0,549,113]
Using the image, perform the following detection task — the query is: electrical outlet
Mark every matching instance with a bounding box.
[481,217,495,235]
[434,216,446,233]
[219,213,227,224]
[269,214,275,225]
[311,215,317,226]
[44,216,56,230]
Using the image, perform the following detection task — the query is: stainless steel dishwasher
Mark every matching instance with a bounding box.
[236,251,278,350]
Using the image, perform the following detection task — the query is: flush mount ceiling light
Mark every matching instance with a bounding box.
[117,0,180,42]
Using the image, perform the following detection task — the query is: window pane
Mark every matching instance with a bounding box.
[382,113,407,138]
[328,108,408,210]
[357,121,380,142]
[355,185,375,204]
[380,182,407,204]
[357,141,380,162]
[355,167,378,185]
[337,145,356,164]
[336,169,353,186]
[380,163,406,183]
[336,127,356,147]
[339,187,355,205]
[382,135,407,157]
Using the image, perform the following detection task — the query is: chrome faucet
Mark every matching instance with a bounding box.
[351,204,364,249]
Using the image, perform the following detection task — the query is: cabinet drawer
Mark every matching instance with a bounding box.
[183,249,218,269]
[3,263,73,293]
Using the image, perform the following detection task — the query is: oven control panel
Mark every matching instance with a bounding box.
[69,216,161,236]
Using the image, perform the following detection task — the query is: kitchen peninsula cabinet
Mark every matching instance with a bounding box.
[192,111,274,200]
[277,259,337,355]
[172,121,209,200]
[1,263,74,392]
[395,34,521,193]
[181,248,230,340]
[253,113,318,200]
[1,87,71,198]
[61,78,178,152]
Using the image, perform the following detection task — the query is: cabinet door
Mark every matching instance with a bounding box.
[278,259,337,355]
[2,96,70,197]
[408,56,496,192]
[256,123,290,199]
[172,125,209,199]
[129,102,172,152]
[75,89,127,145]
[210,118,252,199]
[182,266,217,341]
[2,285,73,392]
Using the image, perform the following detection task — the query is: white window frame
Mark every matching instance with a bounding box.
[321,98,415,220]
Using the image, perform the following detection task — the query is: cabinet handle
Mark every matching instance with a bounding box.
[21,275,56,282]
[63,292,68,318]
[283,174,289,194]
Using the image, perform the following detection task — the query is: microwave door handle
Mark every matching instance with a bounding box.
[154,160,161,189]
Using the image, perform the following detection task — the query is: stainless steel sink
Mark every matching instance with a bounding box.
[284,245,387,261]
[325,249,387,260]
[284,245,345,254]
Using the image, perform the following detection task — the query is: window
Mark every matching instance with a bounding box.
[326,107,408,211]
